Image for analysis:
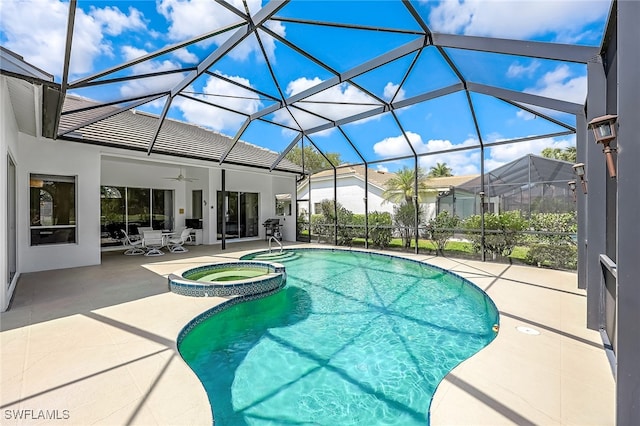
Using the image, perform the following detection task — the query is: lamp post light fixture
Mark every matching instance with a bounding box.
[568,180,577,202]
[588,114,618,178]
[572,162,588,194]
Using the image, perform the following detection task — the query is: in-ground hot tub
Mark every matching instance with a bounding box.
[168,261,286,298]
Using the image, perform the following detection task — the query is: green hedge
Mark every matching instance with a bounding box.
[526,243,577,270]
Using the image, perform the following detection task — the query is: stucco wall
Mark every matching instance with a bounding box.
[299,176,393,215]
[18,135,102,273]
[1,76,21,311]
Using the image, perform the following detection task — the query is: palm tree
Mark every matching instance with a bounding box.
[428,162,453,178]
[382,166,431,204]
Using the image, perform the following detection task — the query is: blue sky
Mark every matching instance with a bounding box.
[0,0,612,174]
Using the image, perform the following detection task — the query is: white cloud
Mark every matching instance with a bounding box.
[516,110,536,121]
[373,132,480,174]
[89,6,146,36]
[384,82,406,102]
[373,131,424,158]
[157,0,285,62]
[525,64,587,104]
[0,0,147,77]
[373,129,576,175]
[506,60,540,78]
[174,72,263,132]
[427,0,609,43]
[484,135,574,170]
[274,77,382,132]
[118,46,186,105]
[376,165,389,173]
[172,48,199,64]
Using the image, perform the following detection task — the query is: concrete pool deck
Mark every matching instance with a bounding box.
[1,242,614,425]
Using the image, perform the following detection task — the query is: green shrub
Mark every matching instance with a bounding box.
[463,211,528,257]
[526,243,577,270]
[368,211,392,249]
[528,212,577,245]
[393,202,425,249]
[425,211,460,254]
[310,199,358,245]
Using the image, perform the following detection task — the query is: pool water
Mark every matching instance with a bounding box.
[185,267,270,282]
[179,249,499,425]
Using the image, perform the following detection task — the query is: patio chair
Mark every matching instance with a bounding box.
[121,230,145,255]
[167,228,192,253]
[142,230,165,256]
[137,226,153,239]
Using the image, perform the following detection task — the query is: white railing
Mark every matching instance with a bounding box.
[268,236,283,254]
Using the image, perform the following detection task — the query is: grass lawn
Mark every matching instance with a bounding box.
[349,237,529,262]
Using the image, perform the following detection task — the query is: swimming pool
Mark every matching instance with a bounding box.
[178,249,499,425]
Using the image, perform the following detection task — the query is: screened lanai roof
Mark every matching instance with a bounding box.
[458,154,576,197]
[0,0,613,175]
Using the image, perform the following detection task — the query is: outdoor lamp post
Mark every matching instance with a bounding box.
[588,114,618,178]
[568,180,577,202]
[572,163,588,194]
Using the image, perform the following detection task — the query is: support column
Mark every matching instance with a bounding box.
[333,168,338,246]
[585,56,607,330]
[414,156,419,254]
[364,166,369,249]
[480,148,486,261]
[221,169,226,250]
[615,1,640,422]
[576,113,588,290]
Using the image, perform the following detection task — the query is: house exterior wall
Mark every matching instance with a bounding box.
[298,175,440,222]
[1,76,20,311]
[298,176,393,215]
[221,168,297,242]
[13,139,297,272]
[0,77,297,308]
[18,134,102,273]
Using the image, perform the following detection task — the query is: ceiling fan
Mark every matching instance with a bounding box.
[163,168,198,182]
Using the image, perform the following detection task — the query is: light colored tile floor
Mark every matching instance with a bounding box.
[0,242,614,425]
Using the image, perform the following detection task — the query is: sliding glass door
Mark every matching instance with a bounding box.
[217,191,259,239]
[100,186,173,247]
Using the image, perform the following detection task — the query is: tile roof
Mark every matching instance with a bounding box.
[58,96,303,174]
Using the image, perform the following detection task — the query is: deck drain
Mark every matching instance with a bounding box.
[516,326,540,335]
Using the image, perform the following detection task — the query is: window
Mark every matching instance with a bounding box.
[30,174,76,245]
[192,190,203,220]
[275,193,292,216]
[100,186,174,247]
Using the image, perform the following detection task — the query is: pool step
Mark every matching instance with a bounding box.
[252,251,299,261]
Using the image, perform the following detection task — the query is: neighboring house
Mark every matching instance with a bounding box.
[296,165,477,221]
[425,175,480,219]
[297,165,395,216]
